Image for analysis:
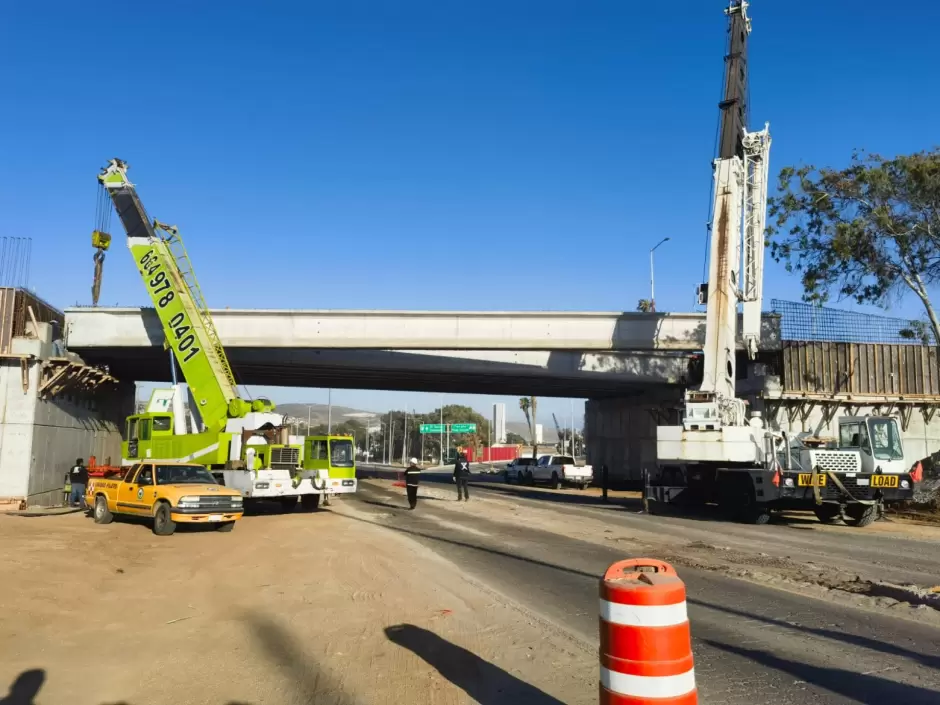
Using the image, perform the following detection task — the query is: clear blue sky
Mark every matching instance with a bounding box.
[4,1,939,422]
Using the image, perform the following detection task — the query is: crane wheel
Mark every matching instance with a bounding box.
[844,503,877,528]
[216,521,236,532]
[814,504,843,524]
[301,494,321,512]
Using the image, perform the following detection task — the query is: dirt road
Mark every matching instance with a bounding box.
[0,506,593,705]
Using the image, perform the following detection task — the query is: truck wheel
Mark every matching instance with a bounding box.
[280,496,299,513]
[301,494,321,512]
[551,472,561,490]
[742,505,772,525]
[216,521,235,532]
[844,503,877,528]
[152,503,176,536]
[737,478,771,525]
[814,504,842,524]
[93,495,113,525]
[527,471,535,487]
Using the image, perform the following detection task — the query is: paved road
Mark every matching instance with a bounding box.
[346,475,940,705]
[363,466,940,587]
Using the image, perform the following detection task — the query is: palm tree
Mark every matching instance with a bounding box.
[519,397,532,440]
[519,396,538,457]
[531,396,538,457]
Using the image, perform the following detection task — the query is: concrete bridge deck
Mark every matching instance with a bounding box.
[65,307,779,351]
[63,307,779,397]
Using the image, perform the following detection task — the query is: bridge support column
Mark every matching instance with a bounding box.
[0,289,133,508]
[585,393,683,489]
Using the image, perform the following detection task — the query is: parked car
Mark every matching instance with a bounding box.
[505,457,537,484]
[532,455,593,489]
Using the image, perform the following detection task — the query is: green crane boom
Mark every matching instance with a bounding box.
[98,158,253,431]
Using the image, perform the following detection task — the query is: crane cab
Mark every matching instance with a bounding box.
[837,416,906,475]
[302,435,358,495]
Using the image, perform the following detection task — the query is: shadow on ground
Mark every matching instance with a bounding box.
[705,640,940,704]
[692,598,940,671]
[385,623,565,705]
[243,612,361,705]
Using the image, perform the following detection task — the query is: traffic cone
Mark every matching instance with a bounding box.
[599,558,697,704]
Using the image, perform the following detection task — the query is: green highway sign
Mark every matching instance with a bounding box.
[419,422,478,434]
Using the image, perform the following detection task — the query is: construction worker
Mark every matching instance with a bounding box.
[453,453,471,502]
[404,458,421,509]
[67,458,88,508]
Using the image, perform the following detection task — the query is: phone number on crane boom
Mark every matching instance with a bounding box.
[138,249,203,364]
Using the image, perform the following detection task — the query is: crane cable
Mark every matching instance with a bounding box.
[91,184,113,306]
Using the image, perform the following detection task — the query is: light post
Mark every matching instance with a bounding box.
[327,389,333,434]
[650,237,670,312]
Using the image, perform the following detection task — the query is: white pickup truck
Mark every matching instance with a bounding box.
[532,455,593,489]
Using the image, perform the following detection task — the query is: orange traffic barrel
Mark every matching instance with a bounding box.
[599,558,696,704]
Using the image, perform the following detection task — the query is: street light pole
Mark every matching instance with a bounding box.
[327,389,333,434]
[649,237,670,313]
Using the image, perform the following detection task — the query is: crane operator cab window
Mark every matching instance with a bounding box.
[868,418,903,461]
[152,416,172,434]
[329,438,354,468]
[839,421,869,451]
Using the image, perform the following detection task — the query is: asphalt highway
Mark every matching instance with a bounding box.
[346,473,940,705]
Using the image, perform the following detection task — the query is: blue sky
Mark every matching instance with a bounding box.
[3,1,939,422]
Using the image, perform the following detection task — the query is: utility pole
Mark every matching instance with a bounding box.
[440,394,444,466]
[327,389,333,434]
[650,237,670,312]
[401,410,408,466]
[307,405,312,435]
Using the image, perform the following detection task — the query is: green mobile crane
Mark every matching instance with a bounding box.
[96,159,357,509]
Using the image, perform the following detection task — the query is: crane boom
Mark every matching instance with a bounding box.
[98,159,250,431]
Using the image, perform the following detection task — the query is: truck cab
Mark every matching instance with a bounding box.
[837,416,907,475]
[302,435,358,497]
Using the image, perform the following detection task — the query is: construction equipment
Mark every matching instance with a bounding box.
[90,230,110,307]
[95,158,357,507]
[551,412,567,453]
[646,2,915,526]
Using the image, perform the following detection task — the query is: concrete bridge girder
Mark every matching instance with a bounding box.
[64,307,781,353]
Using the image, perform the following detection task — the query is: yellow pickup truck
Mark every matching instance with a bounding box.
[86,462,244,536]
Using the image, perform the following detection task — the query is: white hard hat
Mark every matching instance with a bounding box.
[410,457,418,465]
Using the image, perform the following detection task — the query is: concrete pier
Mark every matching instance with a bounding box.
[0,289,132,507]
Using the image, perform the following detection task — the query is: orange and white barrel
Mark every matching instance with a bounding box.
[598,558,697,704]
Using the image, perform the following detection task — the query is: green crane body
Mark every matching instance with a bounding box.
[98,159,275,466]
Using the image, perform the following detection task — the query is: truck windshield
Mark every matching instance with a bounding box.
[155,465,217,485]
[867,419,903,461]
[329,439,354,468]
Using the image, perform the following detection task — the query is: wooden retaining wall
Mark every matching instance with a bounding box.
[781,341,940,398]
